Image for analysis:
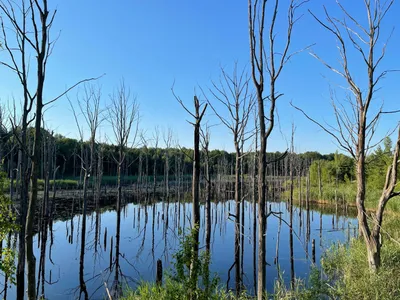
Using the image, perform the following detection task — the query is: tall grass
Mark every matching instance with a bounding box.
[284,179,400,213]
[321,218,400,299]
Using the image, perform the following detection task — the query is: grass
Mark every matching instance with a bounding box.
[5,179,79,192]
[122,280,252,300]
[284,180,400,213]
[320,214,400,300]
[37,179,78,190]
[61,174,193,187]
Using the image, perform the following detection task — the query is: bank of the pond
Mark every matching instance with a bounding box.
[284,180,400,213]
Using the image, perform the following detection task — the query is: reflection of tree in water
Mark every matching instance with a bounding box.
[19,193,356,299]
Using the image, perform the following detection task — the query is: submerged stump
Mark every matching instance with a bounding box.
[156,259,163,286]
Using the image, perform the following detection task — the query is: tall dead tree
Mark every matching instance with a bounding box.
[200,125,212,253]
[174,91,207,284]
[0,1,97,298]
[203,64,254,293]
[140,132,150,197]
[108,81,139,292]
[69,84,102,300]
[293,0,399,271]
[152,126,160,196]
[289,124,295,289]
[248,0,306,296]
[163,127,173,199]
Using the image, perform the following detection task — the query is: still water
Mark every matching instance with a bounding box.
[5,199,356,299]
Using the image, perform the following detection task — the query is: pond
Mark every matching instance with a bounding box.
[5,198,357,299]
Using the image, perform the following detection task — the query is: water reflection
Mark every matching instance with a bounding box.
[5,199,356,299]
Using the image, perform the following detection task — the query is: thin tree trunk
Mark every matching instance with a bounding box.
[234,146,241,293]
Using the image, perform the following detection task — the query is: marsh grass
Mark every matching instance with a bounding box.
[321,214,400,300]
[284,180,400,213]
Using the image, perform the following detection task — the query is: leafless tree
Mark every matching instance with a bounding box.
[292,0,399,271]
[108,81,139,202]
[0,1,99,297]
[174,90,207,283]
[203,64,254,293]
[140,131,150,197]
[163,127,173,199]
[68,84,102,300]
[289,123,295,289]
[108,81,139,293]
[248,0,307,296]
[152,126,160,196]
[200,125,211,253]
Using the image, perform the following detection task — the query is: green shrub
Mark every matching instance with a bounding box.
[0,170,17,283]
[122,227,253,300]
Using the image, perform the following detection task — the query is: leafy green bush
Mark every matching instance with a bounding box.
[123,227,241,300]
[0,170,17,283]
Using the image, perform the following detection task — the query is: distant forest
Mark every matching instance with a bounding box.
[1,126,358,184]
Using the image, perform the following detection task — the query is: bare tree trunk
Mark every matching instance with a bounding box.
[289,124,295,289]
[248,1,302,296]
[26,63,44,300]
[174,94,207,285]
[114,158,122,296]
[318,160,322,200]
[191,100,202,281]
[234,146,241,293]
[79,171,89,300]
[201,127,212,253]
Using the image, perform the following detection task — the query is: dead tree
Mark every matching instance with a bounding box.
[174,91,207,283]
[68,84,102,217]
[203,64,254,293]
[94,141,104,253]
[140,132,150,197]
[248,0,306,296]
[108,81,139,292]
[0,1,99,298]
[293,0,399,271]
[200,125,212,253]
[152,126,160,196]
[68,84,102,300]
[163,127,173,199]
[289,124,295,289]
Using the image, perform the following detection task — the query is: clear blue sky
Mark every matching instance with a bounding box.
[1,0,399,153]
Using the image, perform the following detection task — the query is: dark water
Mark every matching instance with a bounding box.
[5,199,357,299]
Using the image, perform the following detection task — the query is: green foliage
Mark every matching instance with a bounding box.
[366,142,393,191]
[124,227,225,300]
[123,283,252,300]
[322,241,400,299]
[296,139,400,211]
[321,214,400,300]
[173,227,219,298]
[0,170,17,283]
[0,247,16,284]
[37,179,79,190]
[271,268,331,300]
[309,155,354,186]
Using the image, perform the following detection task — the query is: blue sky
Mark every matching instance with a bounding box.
[0,0,399,153]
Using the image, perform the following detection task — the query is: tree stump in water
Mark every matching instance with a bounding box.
[312,239,316,264]
[156,259,163,286]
